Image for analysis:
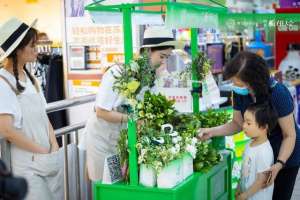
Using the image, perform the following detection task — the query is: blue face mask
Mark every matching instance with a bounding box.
[232,85,249,96]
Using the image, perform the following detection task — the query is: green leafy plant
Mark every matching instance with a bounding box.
[117,129,128,166]
[192,52,211,81]
[195,109,231,128]
[113,54,156,107]
[194,142,221,173]
[136,91,176,129]
[180,52,211,83]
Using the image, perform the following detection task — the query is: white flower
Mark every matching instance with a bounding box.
[175,144,180,151]
[172,137,179,144]
[177,136,182,142]
[141,149,147,158]
[186,144,197,159]
[170,146,180,155]
[170,147,177,155]
[192,137,198,145]
[129,61,139,72]
[172,136,182,144]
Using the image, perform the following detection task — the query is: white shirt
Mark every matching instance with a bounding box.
[95,65,126,111]
[240,140,274,200]
[0,68,46,129]
[95,65,157,111]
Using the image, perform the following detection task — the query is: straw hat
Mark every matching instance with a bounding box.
[0,17,37,62]
[141,26,182,49]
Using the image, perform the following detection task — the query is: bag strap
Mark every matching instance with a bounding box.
[31,76,40,93]
[0,75,20,95]
[0,73,40,94]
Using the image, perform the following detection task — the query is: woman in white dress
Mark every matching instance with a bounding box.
[86,26,181,181]
[0,18,63,200]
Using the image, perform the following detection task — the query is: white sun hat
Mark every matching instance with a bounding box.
[141,26,183,49]
[0,17,37,62]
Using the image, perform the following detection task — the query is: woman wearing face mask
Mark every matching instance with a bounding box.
[0,18,63,199]
[85,26,180,181]
[198,51,300,200]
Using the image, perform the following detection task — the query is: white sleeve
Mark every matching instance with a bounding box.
[0,80,18,116]
[95,67,120,111]
[255,147,274,173]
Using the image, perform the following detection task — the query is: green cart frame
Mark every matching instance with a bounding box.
[85,1,231,199]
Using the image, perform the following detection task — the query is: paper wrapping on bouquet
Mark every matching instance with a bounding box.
[139,164,157,187]
[200,72,221,111]
[157,87,193,113]
[102,154,123,184]
[157,158,183,189]
[181,153,194,180]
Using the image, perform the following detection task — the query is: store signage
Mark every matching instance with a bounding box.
[157,87,193,113]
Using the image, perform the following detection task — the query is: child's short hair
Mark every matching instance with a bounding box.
[246,103,278,132]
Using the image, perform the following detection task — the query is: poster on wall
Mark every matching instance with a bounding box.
[63,0,139,127]
[64,0,139,98]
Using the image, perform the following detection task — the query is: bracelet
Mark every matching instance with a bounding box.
[276,159,286,168]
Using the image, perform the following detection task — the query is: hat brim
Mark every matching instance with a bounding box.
[0,19,37,62]
[141,40,184,50]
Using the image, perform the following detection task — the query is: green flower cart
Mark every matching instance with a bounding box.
[85,1,232,199]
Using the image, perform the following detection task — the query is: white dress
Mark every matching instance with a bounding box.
[86,66,126,181]
[0,69,63,200]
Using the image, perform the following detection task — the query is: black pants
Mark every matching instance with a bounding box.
[273,166,299,200]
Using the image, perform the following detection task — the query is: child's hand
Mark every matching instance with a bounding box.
[236,192,247,200]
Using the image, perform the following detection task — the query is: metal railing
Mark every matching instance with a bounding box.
[46,94,96,113]
[50,94,96,200]
[0,94,96,200]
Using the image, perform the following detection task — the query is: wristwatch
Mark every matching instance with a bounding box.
[276,159,286,168]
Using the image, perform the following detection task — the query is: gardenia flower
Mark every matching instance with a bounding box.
[170,146,180,155]
[141,148,147,158]
[170,147,177,155]
[127,80,140,93]
[172,137,179,144]
[172,136,182,144]
[175,144,180,152]
[192,137,198,145]
[177,136,182,142]
[185,144,197,159]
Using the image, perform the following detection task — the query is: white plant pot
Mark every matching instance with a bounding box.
[182,153,194,180]
[139,164,156,187]
[157,159,183,189]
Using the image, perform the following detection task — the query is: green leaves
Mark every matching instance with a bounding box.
[113,54,156,107]
[136,91,176,129]
[194,142,221,173]
[195,109,231,128]
[192,52,211,81]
